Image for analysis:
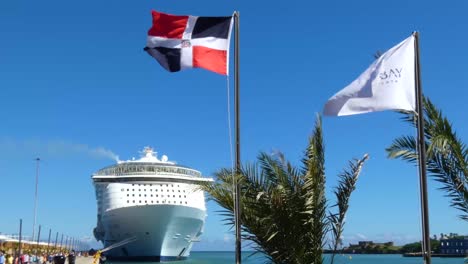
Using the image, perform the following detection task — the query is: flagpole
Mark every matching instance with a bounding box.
[413,31,431,264]
[233,10,242,264]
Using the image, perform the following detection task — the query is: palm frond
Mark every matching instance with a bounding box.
[329,154,369,264]
[387,96,468,221]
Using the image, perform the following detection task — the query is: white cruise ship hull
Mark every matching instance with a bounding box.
[101,204,206,261]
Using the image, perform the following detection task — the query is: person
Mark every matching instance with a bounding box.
[0,251,5,264]
[6,254,13,264]
[66,251,75,264]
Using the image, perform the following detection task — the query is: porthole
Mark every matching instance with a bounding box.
[145,200,147,203]
[179,195,181,198]
[139,194,141,197]
[151,195,153,197]
[139,200,141,203]
[127,194,129,197]
[173,195,175,198]
[180,201,182,204]
[185,202,187,204]
[132,194,135,197]
[144,189,146,191]
[121,189,124,191]
[127,200,129,203]
[127,189,129,191]
[144,194,147,197]
[133,200,135,203]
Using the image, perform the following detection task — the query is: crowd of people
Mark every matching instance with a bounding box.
[0,250,80,264]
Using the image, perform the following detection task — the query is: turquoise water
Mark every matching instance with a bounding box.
[107,252,466,264]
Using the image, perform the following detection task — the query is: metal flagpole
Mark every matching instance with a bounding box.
[32,158,40,241]
[413,31,432,264]
[60,234,64,250]
[47,229,52,255]
[54,232,58,251]
[18,219,23,258]
[233,11,242,264]
[36,225,41,254]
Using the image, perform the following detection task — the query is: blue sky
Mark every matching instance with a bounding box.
[0,0,467,251]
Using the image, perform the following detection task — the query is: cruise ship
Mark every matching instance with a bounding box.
[92,147,212,261]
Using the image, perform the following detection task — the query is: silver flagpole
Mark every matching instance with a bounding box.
[413,31,432,264]
[32,158,40,241]
[233,11,242,264]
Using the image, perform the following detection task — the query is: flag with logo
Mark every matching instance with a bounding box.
[323,35,416,116]
[144,10,234,75]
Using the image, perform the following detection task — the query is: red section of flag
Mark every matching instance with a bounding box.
[148,10,188,39]
[193,46,227,75]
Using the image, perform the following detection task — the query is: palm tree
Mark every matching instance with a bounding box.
[386,96,468,221]
[200,115,368,263]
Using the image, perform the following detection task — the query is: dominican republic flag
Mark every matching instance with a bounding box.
[144,10,233,75]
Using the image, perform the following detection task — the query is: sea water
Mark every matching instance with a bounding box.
[107,252,465,264]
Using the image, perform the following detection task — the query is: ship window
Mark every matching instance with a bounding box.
[184,195,186,198]
[180,201,182,204]
[127,194,129,197]
[160,184,162,186]
[139,194,141,197]
[151,195,153,197]
[166,184,168,187]
[156,189,158,192]
[144,189,146,191]
[150,184,152,186]
[179,195,181,198]
[145,200,147,203]
[156,195,158,197]
[127,189,129,191]
[139,189,141,191]
[177,185,179,187]
[157,201,159,203]
[144,194,147,197]
[139,200,141,203]
[173,195,175,198]
[138,184,140,186]
[161,195,164,197]
[133,200,135,203]
[144,184,146,186]
[185,202,187,204]
[121,189,124,191]
[172,190,174,192]
[178,190,180,192]
[132,189,134,191]
[171,184,173,187]
[132,184,134,186]
[183,190,185,193]
[127,200,129,203]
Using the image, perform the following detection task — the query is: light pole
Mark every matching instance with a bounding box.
[32,158,40,241]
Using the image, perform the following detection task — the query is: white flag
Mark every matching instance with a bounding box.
[323,35,416,116]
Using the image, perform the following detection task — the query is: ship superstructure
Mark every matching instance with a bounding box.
[92,147,212,261]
